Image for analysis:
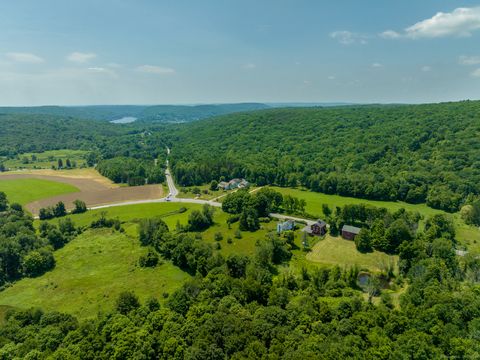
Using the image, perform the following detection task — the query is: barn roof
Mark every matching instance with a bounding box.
[342,225,361,234]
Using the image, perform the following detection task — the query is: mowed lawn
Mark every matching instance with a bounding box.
[0,228,190,319]
[271,186,444,219]
[0,178,79,205]
[306,235,397,272]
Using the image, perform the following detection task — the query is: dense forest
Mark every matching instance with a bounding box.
[170,101,480,212]
[0,204,479,358]
[0,103,269,123]
[0,194,80,286]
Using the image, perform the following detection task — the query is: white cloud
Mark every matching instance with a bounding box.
[327,75,335,80]
[135,65,175,74]
[471,68,480,77]
[459,55,480,65]
[6,52,44,63]
[380,30,401,39]
[421,66,432,72]
[371,62,383,68]
[67,52,97,63]
[330,31,368,45]
[87,67,118,78]
[406,7,480,38]
[242,63,256,69]
[381,7,480,40]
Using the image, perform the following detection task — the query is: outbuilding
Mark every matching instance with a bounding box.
[341,225,361,240]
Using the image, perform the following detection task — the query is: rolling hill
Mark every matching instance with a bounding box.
[169,100,480,212]
[0,103,270,123]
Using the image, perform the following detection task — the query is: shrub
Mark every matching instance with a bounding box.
[115,291,140,315]
[139,248,159,268]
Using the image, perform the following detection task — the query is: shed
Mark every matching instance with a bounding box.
[341,225,361,240]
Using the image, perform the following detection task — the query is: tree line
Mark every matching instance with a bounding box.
[0,193,79,286]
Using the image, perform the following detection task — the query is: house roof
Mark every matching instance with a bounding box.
[342,225,361,234]
[314,220,327,227]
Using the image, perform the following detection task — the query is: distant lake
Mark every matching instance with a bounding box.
[110,116,137,124]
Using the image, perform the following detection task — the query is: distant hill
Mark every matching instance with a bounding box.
[0,103,270,123]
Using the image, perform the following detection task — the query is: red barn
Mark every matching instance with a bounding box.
[341,225,361,240]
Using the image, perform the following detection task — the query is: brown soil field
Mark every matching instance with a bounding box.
[0,168,116,188]
[0,172,163,215]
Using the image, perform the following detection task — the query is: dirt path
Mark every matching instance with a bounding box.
[0,172,163,215]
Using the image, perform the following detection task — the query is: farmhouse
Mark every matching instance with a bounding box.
[277,219,295,233]
[217,178,249,190]
[303,219,327,236]
[342,225,361,240]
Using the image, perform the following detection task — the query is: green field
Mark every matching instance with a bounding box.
[47,202,277,257]
[0,228,190,319]
[2,149,88,170]
[48,202,204,229]
[272,187,480,253]
[0,178,79,205]
[272,186,444,218]
[305,235,397,272]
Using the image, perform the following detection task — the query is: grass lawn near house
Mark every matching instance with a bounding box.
[304,234,397,272]
[0,178,79,205]
[176,184,239,201]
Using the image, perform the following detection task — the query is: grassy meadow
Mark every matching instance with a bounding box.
[2,149,88,170]
[305,235,397,272]
[0,228,190,319]
[0,178,79,205]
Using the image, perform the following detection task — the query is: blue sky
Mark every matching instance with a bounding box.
[0,0,480,105]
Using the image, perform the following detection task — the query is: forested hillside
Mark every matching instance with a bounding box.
[170,101,480,211]
[0,103,269,123]
[0,114,168,184]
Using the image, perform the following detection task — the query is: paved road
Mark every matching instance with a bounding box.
[87,148,316,225]
[165,167,179,197]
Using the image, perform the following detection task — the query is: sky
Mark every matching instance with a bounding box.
[0,0,480,105]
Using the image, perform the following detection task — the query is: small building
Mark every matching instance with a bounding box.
[277,219,295,233]
[311,220,327,236]
[217,181,229,190]
[303,220,327,236]
[342,225,361,240]
[217,178,249,191]
[238,179,250,188]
